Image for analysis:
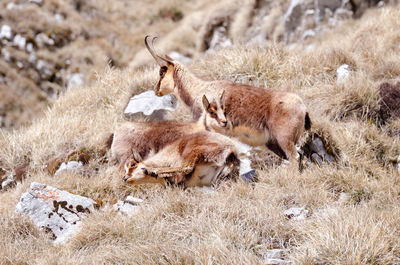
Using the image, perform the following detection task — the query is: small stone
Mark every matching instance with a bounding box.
[284,207,310,220]
[35,33,55,46]
[55,13,64,22]
[0,25,12,40]
[337,64,350,84]
[311,153,323,165]
[338,192,350,202]
[265,258,290,265]
[67,73,84,89]
[55,161,83,175]
[26,43,34,53]
[29,0,43,5]
[125,196,143,205]
[397,154,400,173]
[6,3,16,9]
[13,34,26,50]
[265,249,285,259]
[113,200,140,216]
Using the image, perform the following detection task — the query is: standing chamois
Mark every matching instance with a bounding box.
[145,36,311,166]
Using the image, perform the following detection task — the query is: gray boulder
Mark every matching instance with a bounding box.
[15,182,97,244]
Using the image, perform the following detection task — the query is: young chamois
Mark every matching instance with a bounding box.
[145,36,311,167]
[110,94,229,171]
[122,131,239,187]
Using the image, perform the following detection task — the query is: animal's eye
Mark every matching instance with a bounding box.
[130,162,136,168]
[160,66,167,76]
[209,111,217,118]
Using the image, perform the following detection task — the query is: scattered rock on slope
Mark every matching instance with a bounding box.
[15,182,98,244]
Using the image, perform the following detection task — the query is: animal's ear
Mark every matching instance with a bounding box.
[202,95,210,110]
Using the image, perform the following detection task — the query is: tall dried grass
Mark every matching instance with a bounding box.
[0,2,400,265]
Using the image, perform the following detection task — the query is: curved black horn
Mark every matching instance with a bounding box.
[144,35,164,66]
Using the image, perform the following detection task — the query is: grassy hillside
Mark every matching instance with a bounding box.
[1,1,400,264]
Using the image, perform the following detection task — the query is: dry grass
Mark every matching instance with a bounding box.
[0,2,400,265]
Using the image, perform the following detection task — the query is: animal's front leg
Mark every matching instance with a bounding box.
[141,165,194,178]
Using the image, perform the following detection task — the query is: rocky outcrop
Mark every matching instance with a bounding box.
[15,182,98,244]
[196,0,389,53]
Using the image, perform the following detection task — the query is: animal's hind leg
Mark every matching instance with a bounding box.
[277,138,300,168]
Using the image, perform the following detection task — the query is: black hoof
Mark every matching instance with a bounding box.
[141,168,149,175]
[150,172,158,178]
[240,169,258,182]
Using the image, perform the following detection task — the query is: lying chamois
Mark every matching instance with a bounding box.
[110,94,229,171]
[122,131,239,187]
[145,36,311,166]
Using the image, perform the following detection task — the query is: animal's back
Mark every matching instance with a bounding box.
[111,121,200,165]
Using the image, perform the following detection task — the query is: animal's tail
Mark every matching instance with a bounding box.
[304,112,311,130]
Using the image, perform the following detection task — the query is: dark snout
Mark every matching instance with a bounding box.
[221,120,228,127]
[123,176,128,182]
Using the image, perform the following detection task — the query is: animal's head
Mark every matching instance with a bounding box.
[202,93,231,132]
[145,35,176,97]
[122,158,165,185]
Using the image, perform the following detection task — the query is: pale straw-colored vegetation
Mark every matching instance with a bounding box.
[0,2,400,265]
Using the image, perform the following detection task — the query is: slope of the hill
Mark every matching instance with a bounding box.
[0,2,400,265]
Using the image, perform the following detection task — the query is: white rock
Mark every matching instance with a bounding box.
[124,90,176,117]
[338,192,350,202]
[303,29,316,40]
[55,13,64,22]
[67,73,84,89]
[13,34,26,50]
[15,182,97,244]
[284,207,310,220]
[16,61,24,69]
[1,49,11,61]
[29,0,43,5]
[208,26,232,51]
[336,64,350,84]
[397,154,400,173]
[265,249,286,259]
[168,51,191,64]
[0,25,12,40]
[26,43,34,53]
[125,196,143,205]
[35,33,55,46]
[265,258,290,265]
[55,161,83,175]
[113,200,140,216]
[6,3,16,9]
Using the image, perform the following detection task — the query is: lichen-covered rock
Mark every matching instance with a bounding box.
[15,182,97,244]
[124,90,176,121]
